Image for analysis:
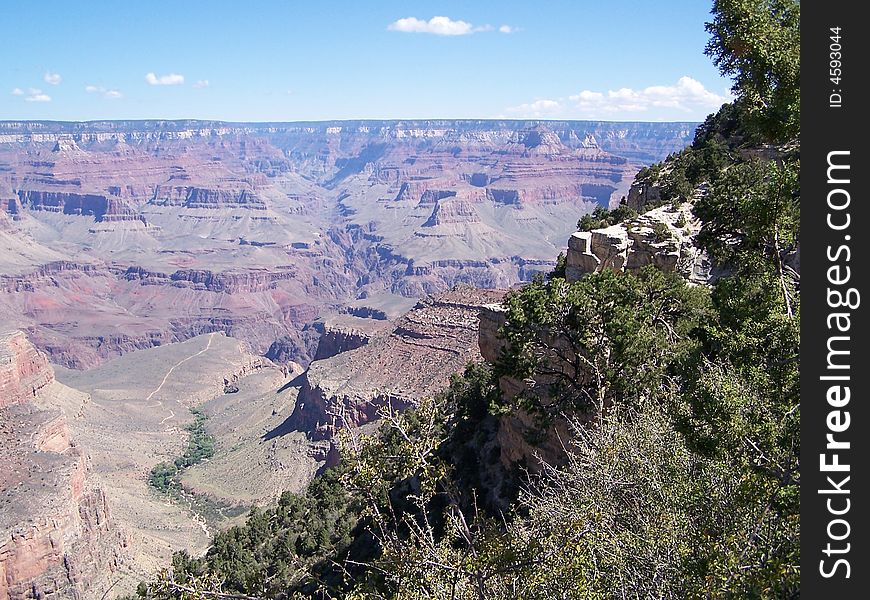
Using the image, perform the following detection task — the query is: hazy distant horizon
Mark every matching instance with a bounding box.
[0,117,704,127]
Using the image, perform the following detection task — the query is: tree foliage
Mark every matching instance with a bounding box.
[149,408,216,493]
[140,466,363,599]
[705,0,800,141]
[496,268,710,416]
[576,205,638,232]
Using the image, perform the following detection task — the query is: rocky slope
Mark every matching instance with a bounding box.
[0,331,128,600]
[286,287,506,440]
[0,120,694,369]
[51,333,292,587]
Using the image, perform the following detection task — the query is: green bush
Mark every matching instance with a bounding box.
[577,204,638,232]
[651,221,671,242]
[148,462,178,492]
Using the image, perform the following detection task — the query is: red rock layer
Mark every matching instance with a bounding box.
[0,331,54,409]
[17,190,146,224]
[0,332,129,600]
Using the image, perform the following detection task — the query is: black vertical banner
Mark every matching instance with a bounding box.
[802,1,868,596]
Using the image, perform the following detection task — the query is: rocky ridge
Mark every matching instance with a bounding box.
[0,120,697,164]
[0,331,128,600]
[0,331,55,407]
[286,288,506,440]
[565,201,711,283]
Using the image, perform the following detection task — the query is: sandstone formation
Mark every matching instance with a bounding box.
[309,315,391,361]
[624,177,662,211]
[0,331,55,408]
[0,331,128,600]
[0,119,694,370]
[16,191,147,225]
[565,202,711,284]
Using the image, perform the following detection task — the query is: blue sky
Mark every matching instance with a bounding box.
[3,0,733,122]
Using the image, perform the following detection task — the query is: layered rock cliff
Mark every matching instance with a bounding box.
[16,191,146,225]
[0,331,128,600]
[287,288,505,440]
[0,120,697,164]
[309,315,391,361]
[0,119,694,369]
[565,202,711,284]
[0,331,55,408]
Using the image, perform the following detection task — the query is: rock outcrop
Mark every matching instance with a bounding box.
[624,178,662,211]
[565,202,711,284]
[478,200,713,471]
[422,198,480,227]
[16,191,146,224]
[287,288,506,440]
[310,317,389,361]
[0,331,55,408]
[124,266,298,294]
[0,331,128,600]
[150,185,266,210]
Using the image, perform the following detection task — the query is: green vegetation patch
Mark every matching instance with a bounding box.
[148,408,216,493]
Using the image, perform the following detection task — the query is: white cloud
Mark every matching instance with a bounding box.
[569,77,730,114]
[499,25,518,34]
[387,16,489,36]
[505,99,563,118]
[506,77,731,119]
[145,72,184,86]
[85,85,123,99]
[193,79,209,88]
[572,90,604,102]
[11,88,24,96]
[24,88,51,102]
[44,72,62,85]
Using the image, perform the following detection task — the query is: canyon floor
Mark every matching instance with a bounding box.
[48,334,314,590]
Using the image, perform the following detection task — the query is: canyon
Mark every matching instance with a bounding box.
[0,119,695,369]
[0,119,699,598]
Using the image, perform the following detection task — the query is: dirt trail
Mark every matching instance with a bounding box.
[145,332,215,431]
[144,333,217,427]
[144,333,220,537]
[145,333,217,403]
[180,490,211,537]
